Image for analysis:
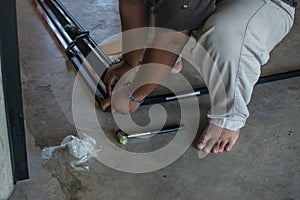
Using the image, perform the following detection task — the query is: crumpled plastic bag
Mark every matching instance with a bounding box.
[41,133,101,171]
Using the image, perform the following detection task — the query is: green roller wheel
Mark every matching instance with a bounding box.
[119,136,128,145]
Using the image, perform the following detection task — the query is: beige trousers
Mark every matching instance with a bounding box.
[192,0,295,130]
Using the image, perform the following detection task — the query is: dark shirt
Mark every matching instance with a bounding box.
[282,0,298,7]
[145,0,297,31]
[152,0,217,31]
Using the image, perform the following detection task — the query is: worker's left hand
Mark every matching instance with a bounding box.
[100,86,140,114]
[102,60,137,97]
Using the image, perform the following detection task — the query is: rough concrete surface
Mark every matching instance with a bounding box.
[9,0,300,199]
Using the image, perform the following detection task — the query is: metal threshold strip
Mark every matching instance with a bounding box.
[33,0,300,107]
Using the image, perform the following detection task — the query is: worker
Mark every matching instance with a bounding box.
[101,0,297,154]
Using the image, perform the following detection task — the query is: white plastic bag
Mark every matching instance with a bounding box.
[41,133,101,171]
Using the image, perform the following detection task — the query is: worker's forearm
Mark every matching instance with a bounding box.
[130,49,178,101]
[130,30,191,100]
[122,50,144,67]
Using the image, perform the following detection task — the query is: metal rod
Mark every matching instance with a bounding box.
[127,124,185,138]
[142,87,208,105]
[257,69,300,84]
[142,69,300,105]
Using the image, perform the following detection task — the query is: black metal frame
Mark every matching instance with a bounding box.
[34,0,300,107]
[33,0,111,103]
[0,0,29,182]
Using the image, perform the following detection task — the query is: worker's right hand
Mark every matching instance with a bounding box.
[102,60,134,96]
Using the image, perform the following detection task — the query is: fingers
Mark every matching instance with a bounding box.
[103,69,110,84]
[106,76,117,97]
[100,69,108,82]
[100,98,112,112]
[100,88,134,114]
[103,68,116,96]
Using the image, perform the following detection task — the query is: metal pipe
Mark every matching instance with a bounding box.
[116,124,185,144]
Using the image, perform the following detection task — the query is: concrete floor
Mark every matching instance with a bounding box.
[9,0,300,199]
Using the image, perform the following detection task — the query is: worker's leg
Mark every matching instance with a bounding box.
[193,0,295,153]
[103,0,150,95]
[119,0,150,65]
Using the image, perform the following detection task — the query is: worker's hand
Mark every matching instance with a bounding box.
[100,85,141,114]
[102,60,135,96]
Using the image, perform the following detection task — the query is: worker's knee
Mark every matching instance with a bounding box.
[194,24,244,64]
